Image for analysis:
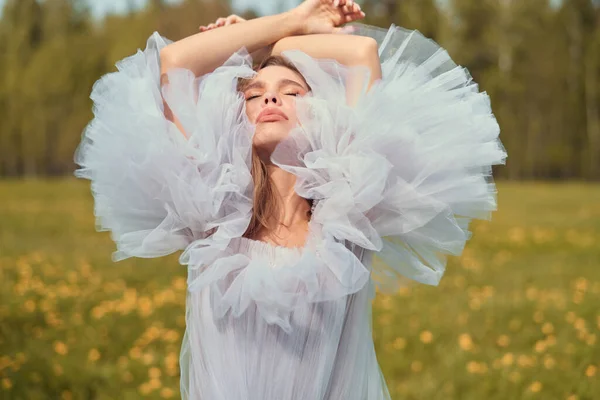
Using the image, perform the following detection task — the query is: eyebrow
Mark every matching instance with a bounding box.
[243,78,307,92]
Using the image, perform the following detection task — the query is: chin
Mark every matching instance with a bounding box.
[253,124,292,145]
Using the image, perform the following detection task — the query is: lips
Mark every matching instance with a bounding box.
[256,107,288,123]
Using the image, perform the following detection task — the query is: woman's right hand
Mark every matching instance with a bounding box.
[292,0,365,35]
[199,14,246,32]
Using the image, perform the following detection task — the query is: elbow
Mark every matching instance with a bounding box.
[357,37,381,82]
[357,37,379,60]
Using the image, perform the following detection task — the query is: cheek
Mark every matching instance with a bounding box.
[284,99,299,123]
[245,102,258,123]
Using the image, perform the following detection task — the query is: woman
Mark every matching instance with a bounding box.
[74,0,507,398]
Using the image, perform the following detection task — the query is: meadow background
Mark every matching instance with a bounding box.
[1,0,599,399]
[2,181,599,399]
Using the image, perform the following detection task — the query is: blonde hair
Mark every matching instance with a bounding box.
[238,55,313,240]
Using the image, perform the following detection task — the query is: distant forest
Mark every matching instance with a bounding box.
[0,0,599,180]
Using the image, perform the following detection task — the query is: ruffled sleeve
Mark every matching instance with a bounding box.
[74,32,256,262]
[270,24,507,291]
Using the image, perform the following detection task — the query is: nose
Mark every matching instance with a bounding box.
[262,91,280,105]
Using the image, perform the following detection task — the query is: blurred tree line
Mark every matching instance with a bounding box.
[0,0,598,180]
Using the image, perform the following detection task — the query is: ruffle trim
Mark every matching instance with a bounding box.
[180,208,370,334]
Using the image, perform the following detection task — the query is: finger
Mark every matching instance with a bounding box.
[226,15,237,25]
[342,3,361,15]
[216,17,226,26]
[344,11,365,23]
[207,23,216,29]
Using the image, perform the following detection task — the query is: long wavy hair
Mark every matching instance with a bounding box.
[237,55,314,240]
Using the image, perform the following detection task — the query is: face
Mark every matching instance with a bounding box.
[242,65,309,158]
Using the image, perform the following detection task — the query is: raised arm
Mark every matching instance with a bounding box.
[271,34,382,105]
[159,13,298,79]
[158,0,366,136]
[159,13,298,136]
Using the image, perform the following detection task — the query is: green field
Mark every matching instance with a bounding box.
[1,179,599,399]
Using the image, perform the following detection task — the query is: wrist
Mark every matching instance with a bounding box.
[280,8,306,36]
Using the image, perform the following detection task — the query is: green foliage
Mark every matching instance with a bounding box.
[1,179,599,398]
[0,0,599,179]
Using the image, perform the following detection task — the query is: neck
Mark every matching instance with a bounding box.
[265,164,311,228]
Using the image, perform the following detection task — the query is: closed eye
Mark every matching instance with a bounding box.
[247,93,300,100]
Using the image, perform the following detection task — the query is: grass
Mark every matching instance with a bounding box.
[0,179,599,399]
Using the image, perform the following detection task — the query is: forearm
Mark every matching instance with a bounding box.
[272,34,382,91]
[160,12,301,77]
[159,12,300,137]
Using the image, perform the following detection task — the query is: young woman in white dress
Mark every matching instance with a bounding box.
[74,0,507,398]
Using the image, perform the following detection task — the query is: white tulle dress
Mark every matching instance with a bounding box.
[74,23,507,400]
